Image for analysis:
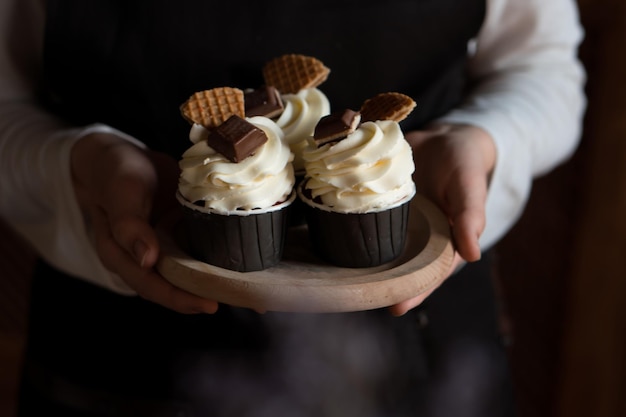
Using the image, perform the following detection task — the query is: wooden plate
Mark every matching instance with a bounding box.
[156,193,454,313]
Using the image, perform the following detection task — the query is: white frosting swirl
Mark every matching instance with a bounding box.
[189,123,209,144]
[275,88,330,173]
[302,120,416,213]
[178,116,295,214]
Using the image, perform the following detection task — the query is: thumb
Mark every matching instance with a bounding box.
[445,168,486,262]
[109,213,160,268]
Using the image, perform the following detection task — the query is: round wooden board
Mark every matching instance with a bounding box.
[156,193,454,313]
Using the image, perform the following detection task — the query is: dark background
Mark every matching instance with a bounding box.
[1,1,625,416]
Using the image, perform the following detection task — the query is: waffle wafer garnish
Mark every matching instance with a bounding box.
[359,92,416,123]
[180,87,245,129]
[262,54,330,95]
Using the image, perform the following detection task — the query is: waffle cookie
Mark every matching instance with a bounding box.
[180,87,246,129]
[262,54,330,95]
[359,92,416,123]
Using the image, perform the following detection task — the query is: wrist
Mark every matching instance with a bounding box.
[70,132,144,205]
[463,124,497,182]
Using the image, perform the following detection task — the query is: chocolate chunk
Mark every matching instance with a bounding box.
[206,115,268,162]
[313,109,361,147]
[244,86,284,118]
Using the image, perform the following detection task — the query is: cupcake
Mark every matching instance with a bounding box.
[260,54,332,226]
[298,93,417,268]
[177,87,296,272]
[262,54,332,174]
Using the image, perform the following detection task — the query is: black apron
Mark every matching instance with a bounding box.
[42,0,486,158]
[18,1,515,416]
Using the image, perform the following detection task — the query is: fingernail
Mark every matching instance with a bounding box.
[133,240,149,268]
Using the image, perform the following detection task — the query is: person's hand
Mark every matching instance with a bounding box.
[71,132,218,314]
[388,123,496,316]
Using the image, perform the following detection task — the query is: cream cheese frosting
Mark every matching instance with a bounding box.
[302,120,416,213]
[178,116,295,214]
[275,87,330,173]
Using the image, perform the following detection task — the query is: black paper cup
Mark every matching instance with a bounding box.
[297,184,413,268]
[176,191,296,272]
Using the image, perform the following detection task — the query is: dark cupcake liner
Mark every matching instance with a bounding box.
[298,186,413,268]
[177,192,295,272]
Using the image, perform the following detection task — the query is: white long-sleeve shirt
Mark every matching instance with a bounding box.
[0,0,586,295]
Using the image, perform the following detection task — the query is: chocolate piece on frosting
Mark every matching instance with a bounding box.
[206,115,268,163]
[313,109,361,147]
[244,86,284,118]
